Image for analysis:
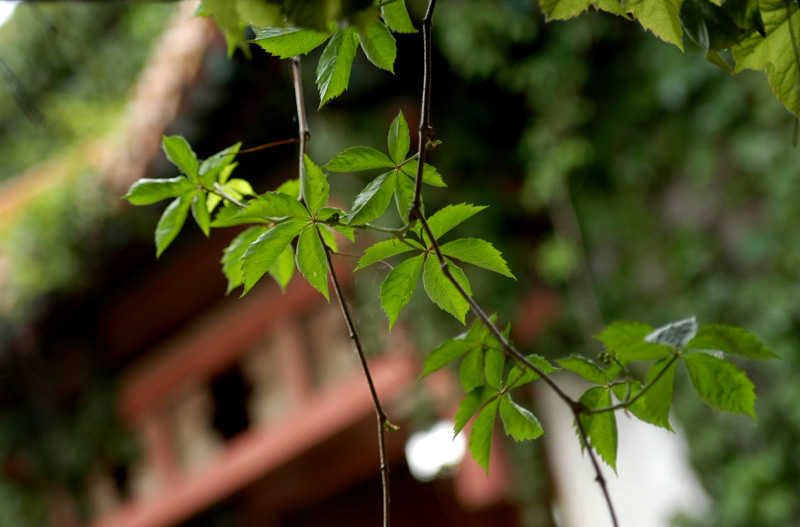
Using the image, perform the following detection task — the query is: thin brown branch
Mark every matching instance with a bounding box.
[237,137,300,154]
[292,56,311,203]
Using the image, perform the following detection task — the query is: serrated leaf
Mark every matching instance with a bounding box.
[225,178,256,197]
[454,387,497,436]
[251,26,331,59]
[421,336,481,378]
[642,358,677,430]
[578,387,618,472]
[191,192,211,237]
[268,244,296,292]
[221,226,267,294]
[439,238,516,279]
[627,0,684,50]
[394,172,415,222]
[500,394,545,441]
[163,135,199,182]
[381,0,417,33]
[236,192,310,222]
[507,354,560,388]
[346,171,397,225]
[557,355,607,384]
[733,0,800,116]
[422,257,472,324]
[356,239,419,270]
[319,224,340,253]
[469,398,500,475]
[540,0,629,19]
[155,194,192,258]
[388,111,410,164]
[124,177,195,205]
[485,347,505,390]
[357,20,397,73]
[460,347,484,392]
[199,143,241,187]
[210,202,250,228]
[301,154,329,215]
[316,27,359,107]
[684,353,756,418]
[380,254,423,329]
[687,325,779,359]
[296,225,329,300]
[241,219,307,295]
[400,162,447,188]
[596,321,673,363]
[326,146,395,172]
[426,203,488,241]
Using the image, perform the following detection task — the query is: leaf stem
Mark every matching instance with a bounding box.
[210,182,246,208]
[292,56,310,203]
[587,353,680,415]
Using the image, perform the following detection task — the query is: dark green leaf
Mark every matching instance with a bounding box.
[155,194,192,258]
[684,352,756,418]
[460,347,484,392]
[420,335,481,379]
[469,398,500,475]
[191,192,211,237]
[241,219,307,295]
[346,171,397,225]
[162,135,199,182]
[680,0,743,53]
[301,154,329,215]
[236,192,310,222]
[381,0,417,33]
[251,26,332,59]
[557,355,606,384]
[295,225,329,300]
[426,203,488,241]
[268,244,296,292]
[499,394,545,441]
[596,321,673,363]
[380,254,423,329]
[357,20,397,73]
[221,226,267,294]
[687,324,779,359]
[422,257,472,324]
[388,111,410,164]
[124,177,194,205]
[326,146,395,172]
[439,238,516,279]
[454,387,497,436]
[316,27,359,107]
[578,387,618,472]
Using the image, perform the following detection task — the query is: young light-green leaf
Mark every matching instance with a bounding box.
[469,398,500,475]
[296,225,329,300]
[236,192,310,222]
[380,254,423,330]
[346,171,397,225]
[422,256,472,324]
[557,355,607,384]
[326,146,395,172]
[626,0,684,51]
[539,0,629,20]
[251,26,332,59]
[241,219,307,295]
[578,387,618,472]
[388,111,410,164]
[684,352,756,418]
[357,20,397,73]
[124,177,195,205]
[316,27,359,107]
[439,238,516,279]
[499,394,545,442]
[301,154,329,216]
[162,135,199,182]
[268,244,296,292]
[687,325,779,359]
[595,321,673,363]
[221,226,267,294]
[381,0,417,33]
[155,193,192,258]
[426,203,488,241]
[190,192,211,237]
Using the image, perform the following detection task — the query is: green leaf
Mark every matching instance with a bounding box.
[469,398,500,475]
[460,347,485,392]
[426,203,488,241]
[380,254,423,330]
[357,20,397,73]
[356,238,418,270]
[454,387,497,436]
[381,0,417,33]
[199,143,241,187]
[162,135,199,182]
[394,171,415,222]
[507,354,560,388]
[540,0,629,19]
[422,257,472,324]
[439,238,516,279]
[687,325,779,359]
[236,192,310,222]
[388,111,410,164]
[210,203,249,228]
[557,355,607,384]
[346,171,397,225]
[626,0,684,50]
[155,194,192,258]
[191,192,211,237]
[680,0,744,53]
[684,353,756,418]
[221,226,267,294]
[326,146,395,172]
[319,224,340,253]
[241,219,308,295]
[642,358,677,430]
[251,26,332,59]
[268,244,296,292]
[578,387,618,471]
[400,162,447,188]
[595,321,673,363]
[301,154,329,215]
[124,177,195,205]
[275,178,301,199]
[733,0,800,116]
[316,27,359,107]
[295,225,329,300]
[421,335,481,378]
[484,347,505,390]
[499,394,545,441]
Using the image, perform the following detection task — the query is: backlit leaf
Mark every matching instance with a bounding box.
[381,0,417,33]
[439,238,516,279]
[236,192,310,222]
[251,26,331,59]
[460,347,484,392]
[626,0,684,50]
[426,203,488,241]
[540,0,629,20]
[394,171,415,222]
[296,225,329,300]
[124,177,195,206]
[199,142,241,187]
[356,238,420,270]
[241,219,307,295]
[684,352,756,418]
[191,192,211,237]
[346,171,397,225]
[500,394,545,441]
[163,135,199,182]
[316,27,359,107]
[484,347,505,390]
[301,154,329,215]
[380,254,423,329]
[357,21,397,73]
[221,226,267,294]
[326,146,395,172]
[507,354,560,388]
[155,194,192,258]
[388,111,410,164]
[421,335,481,378]
[422,257,472,324]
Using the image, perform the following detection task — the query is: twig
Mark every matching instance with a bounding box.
[292,55,310,204]
[237,137,300,154]
[587,353,680,415]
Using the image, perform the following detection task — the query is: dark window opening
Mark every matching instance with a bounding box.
[210,364,252,440]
